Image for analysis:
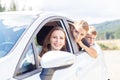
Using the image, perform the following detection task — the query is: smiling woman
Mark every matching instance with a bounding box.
[39,26,67,57]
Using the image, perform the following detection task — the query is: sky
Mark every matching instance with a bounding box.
[1,0,120,24]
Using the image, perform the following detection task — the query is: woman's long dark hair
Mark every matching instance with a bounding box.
[39,26,67,57]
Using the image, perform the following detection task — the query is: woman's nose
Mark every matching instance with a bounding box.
[56,38,60,42]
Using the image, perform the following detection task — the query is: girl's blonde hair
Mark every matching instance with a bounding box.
[73,20,89,32]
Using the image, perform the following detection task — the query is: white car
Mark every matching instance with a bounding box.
[0,11,107,80]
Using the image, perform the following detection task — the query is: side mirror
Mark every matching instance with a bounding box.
[40,51,76,68]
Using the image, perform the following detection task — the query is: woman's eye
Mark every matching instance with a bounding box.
[60,37,64,39]
[52,36,57,38]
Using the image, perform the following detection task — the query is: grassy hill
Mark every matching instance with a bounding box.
[91,19,120,40]
[96,39,120,50]
[91,20,120,50]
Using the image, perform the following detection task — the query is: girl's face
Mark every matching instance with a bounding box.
[50,30,66,50]
[72,28,86,39]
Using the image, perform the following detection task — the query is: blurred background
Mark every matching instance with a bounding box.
[0,0,120,80]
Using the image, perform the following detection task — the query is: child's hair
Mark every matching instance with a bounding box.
[73,20,89,32]
[88,26,97,36]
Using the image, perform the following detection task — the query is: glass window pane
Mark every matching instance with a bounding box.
[16,44,36,76]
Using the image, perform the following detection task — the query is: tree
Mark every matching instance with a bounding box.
[8,0,17,11]
[0,0,5,12]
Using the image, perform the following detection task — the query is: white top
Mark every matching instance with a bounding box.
[77,42,108,80]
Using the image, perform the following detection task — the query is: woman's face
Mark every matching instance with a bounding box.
[50,30,66,50]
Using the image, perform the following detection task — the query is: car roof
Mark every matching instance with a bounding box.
[0,11,74,22]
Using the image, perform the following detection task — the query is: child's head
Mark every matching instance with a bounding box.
[85,26,97,45]
[73,20,89,32]
[88,26,97,36]
[72,20,89,39]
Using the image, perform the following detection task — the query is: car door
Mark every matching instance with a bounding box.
[13,15,75,80]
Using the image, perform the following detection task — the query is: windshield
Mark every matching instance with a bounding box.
[0,13,38,58]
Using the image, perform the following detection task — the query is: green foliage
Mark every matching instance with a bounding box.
[0,1,5,12]
[92,20,120,40]
[98,43,120,50]
[98,43,109,50]
[8,0,16,11]
[0,5,5,12]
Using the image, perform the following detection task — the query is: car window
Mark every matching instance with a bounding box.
[36,20,72,52]
[35,19,73,66]
[66,20,80,53]
[14,44,36,77]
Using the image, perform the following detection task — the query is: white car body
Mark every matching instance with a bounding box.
[0,11,107,80]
